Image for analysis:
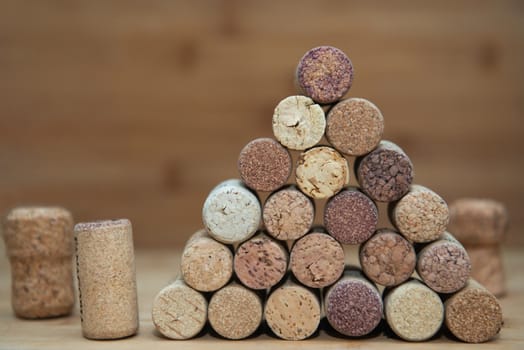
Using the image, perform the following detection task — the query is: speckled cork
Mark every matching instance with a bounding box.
[75,219,139,340]
[234,232,288,290]
[152,279,207,340]
[324,268,383,337]
[2,206,75,319]
[417,232,471,294]
[356,140,414,202]
[272,95,326,150]
[202,179,261,244]
[324,187,378,245]
[384,279,444,341]
[296,46,354,104]
[208,282,263,340]
[360,228,416,287]
[445,279,503,343]
[466,245,506,297]
[289,231,345,288]
[181,229,233,292]
[326,98,384,156]
[263,186,315,241]
[390,184,449,243]
[296,146,350,199]
[238,138,292,192]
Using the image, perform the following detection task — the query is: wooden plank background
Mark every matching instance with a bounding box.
[0,0,523,248]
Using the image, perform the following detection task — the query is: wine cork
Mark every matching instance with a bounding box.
[152,279,207,340]
[234,232,288,290]
[238,138,292,192]
[264,279,321,340]
[272,95,326,151]
[356,140,414,202]
[417,232,471,293]
[296,46,354,104]
[263,186,315,241]
[181,229,233,292]
[325,98,384,156]
[2,207,74,318]
[324,187,378,245]
[448,198,508,245]
[360,228,416,287]
[324,268,383,337]
[75,219,139,339]
[389,184,449,243]
[465,245,506,297]
[384,279,444,341]
[202,179,261,244]
[296,146,350,199]
[445,279,503,343]
[208,282,263,340]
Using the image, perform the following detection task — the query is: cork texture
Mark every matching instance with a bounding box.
[466,245,506,297]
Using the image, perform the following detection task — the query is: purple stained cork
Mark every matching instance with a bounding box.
[324,187,378,245]
[296,46,354,104]
[238,138,292,192]
[356,140,414,202]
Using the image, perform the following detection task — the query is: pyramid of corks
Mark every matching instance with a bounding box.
[151,46,504,343]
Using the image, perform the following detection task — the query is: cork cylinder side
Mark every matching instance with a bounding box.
[466,245,506,297]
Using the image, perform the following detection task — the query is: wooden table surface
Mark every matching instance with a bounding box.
[0,243,522,349]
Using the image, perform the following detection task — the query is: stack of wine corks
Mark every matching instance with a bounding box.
[152,45,504,343]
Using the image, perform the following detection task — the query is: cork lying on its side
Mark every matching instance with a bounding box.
[465,245,506,297]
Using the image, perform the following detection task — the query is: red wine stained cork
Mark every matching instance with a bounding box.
[272,95,326,150]
[289,231,345,288]
[238,138,292,192]
[296,146,350,199]
[181,229,233,292]
[384,279,444,341]
[202,179,261,244]
[324,187,378,244]
[208,282,263,340]
[152,279,207,340]
[326,98,384,156]
[356,140,414,202]
[389,184,449,243]
[296,46,354,104]
[75,219,139,339]
[465,245,506,297]
[263,186,315,241]
[360,228,416,287]
[2,207,75,318]
[264,279,321,340]
[417,232,471,294]
[234,232,288,290]
[448,198,508,245]
[324,268,383,337]
[445,279,503,343]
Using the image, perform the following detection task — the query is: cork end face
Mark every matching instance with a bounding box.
[74,219,131,234]
[5,206,73,222]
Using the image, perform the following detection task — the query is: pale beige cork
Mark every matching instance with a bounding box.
[295,146,350,199]
[445,279,503,343]
[465,245,506,297]
[272,95,326,151]
[152,278,207,340]
[2,206,75,318]
[75,219,139,340]
[181,229,233,292]
[208,282,263,340]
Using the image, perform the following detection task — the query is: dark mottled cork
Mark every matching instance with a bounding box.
[234,232,288,290]
[324,187,378,245]
[326,98,384,156]
[356,140,414,202]
[290,231,345,288]
[296,46,354,104]
[238,137,292,192]
[445,279,503,343]
[263,186,315,241]
[324,268,383,337]
[360,228,416,287]
[417,232,471,294]
[466,245,506,297]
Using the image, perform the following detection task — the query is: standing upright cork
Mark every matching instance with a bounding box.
[2,207,75,318]
[465,245,506,297]
[75,219,139,340]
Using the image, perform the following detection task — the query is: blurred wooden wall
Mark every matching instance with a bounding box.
[1,0,523,248]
